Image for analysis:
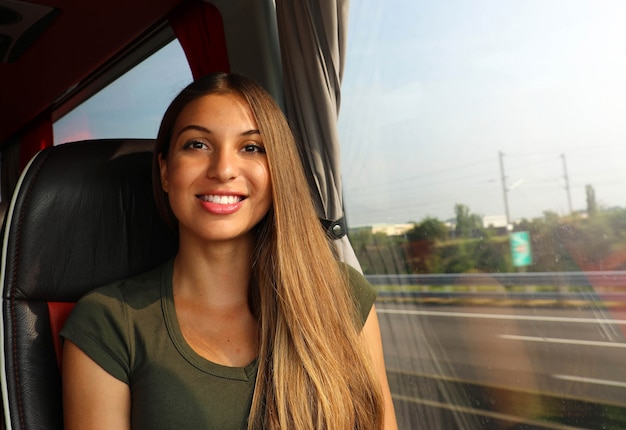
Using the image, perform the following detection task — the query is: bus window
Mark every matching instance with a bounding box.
[53,39,192,145]
[339,1,626,428]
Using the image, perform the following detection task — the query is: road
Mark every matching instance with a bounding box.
[377,301,626,429]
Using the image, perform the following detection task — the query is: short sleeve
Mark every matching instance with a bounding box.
[60,284,131,384]
[343,264,377,327]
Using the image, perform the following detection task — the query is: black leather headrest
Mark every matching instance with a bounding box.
[1,139,178,430]
[2,139,178,303]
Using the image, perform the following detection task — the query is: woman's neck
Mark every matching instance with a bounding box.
[172,233,254,311]
[171,235,259,367]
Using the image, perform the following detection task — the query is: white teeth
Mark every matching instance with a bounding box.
[203,195,241,204]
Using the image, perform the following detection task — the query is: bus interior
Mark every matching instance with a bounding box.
[2,0,626,429]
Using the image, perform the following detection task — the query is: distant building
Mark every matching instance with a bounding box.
[351,223,414,236]
[482,215,508,229]
[372,223,413,236]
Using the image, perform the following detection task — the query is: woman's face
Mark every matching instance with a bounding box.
[159,93,272,245]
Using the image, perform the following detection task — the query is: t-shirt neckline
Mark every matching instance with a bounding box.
[160,259,258,381]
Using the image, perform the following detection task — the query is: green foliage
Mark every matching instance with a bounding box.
[348,204,626,275]
[454,204,484,238]
[350,229,410,274]
[406,217,448,242]
[433,236,511,273]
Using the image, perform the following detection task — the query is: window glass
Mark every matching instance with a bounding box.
[53,39,192,144]
[339,1,626,428]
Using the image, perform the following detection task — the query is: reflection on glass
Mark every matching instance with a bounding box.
[53,40,192,144]
[339,1,626,428]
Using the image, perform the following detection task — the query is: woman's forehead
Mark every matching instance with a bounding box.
[174,93,258,133]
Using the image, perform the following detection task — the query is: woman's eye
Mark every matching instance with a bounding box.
[183,140,208,150]
[242,143,265,153]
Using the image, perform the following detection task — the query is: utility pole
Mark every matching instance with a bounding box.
[499,151,511,227]
[561,153,573,215]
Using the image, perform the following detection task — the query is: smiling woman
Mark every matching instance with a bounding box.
[158,92,272,245]
[60,72,397,430]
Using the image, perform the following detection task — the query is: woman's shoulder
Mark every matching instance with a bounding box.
[339,262,377,325]
[60,263,170,384]
[79,261,169,307]
[60,261,171,375]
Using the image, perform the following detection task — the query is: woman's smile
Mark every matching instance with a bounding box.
[197,194,244,205]
[159,93,272,244]
[197,193,246,215]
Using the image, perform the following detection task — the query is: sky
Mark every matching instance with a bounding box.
[53,42,192,144]
[339,0,626,226]
[54,1,626,228]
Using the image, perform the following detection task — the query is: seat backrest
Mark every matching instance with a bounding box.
[0,139,178,430]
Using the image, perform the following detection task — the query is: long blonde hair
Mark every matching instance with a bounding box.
[153,72,384,429]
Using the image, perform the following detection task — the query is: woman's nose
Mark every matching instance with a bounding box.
[207,148,237,181]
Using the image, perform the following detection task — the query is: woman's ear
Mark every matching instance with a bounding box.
[158,153,169,193]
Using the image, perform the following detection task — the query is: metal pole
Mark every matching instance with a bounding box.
[561,153,573,215]
[499,151,510,226]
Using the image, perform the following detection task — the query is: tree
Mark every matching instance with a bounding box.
[454,203,484,238]
[405,217,449,273]
[406,217,448,242]
[586,184,598,216]
[542,210,560,224]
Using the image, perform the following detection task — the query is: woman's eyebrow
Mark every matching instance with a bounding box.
[176,125,260,138]
[176,124,210,138]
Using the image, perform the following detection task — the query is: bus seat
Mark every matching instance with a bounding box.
[0,139,178,430]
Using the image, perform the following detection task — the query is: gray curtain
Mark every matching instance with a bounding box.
[275,0,361,271]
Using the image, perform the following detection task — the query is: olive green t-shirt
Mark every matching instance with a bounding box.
[60,260,376,430]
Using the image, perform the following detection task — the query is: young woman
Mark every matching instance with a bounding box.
[61,72,397,429]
